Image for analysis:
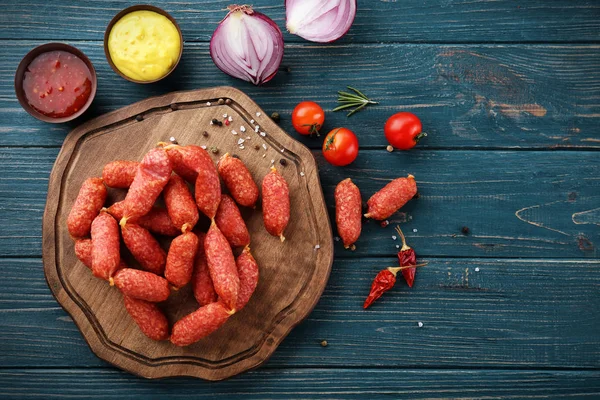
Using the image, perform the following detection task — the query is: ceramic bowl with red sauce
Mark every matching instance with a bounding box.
[15,43,97,123]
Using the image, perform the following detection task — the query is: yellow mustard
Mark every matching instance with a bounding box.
[108,10,181,81]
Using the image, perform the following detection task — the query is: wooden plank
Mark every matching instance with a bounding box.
[0,368,599,398]
[1,0,599,43]
[2,148,598,258]
[2,257,598,368]
[2,42,599,149]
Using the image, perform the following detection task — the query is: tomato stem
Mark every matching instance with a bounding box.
[415,132,428,143]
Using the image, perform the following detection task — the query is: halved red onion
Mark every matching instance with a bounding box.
[285,0,357,43]
[210,5,284,85]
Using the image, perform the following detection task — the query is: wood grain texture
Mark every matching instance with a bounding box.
[2,42,599,148]
[0,368,599,399]
[1,0,599,43]
[3,258,598,369]
[4,148,597,258]
[42,88,333,380]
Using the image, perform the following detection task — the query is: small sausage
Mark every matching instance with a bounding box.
[215,194,250,248]
[67,177,107,238]
[123,295,169,341]
[165,145,220,219]
[164,145,198,183]
[205,221,239,311]
[121,148,172,224]
[364,175,417,221]
[262,166,290,241]
[137,207,180,236]
[102,160,139,188]
[75,238,126,271]
[335,178,362,249]
[106,200,126,221]
[235,247,259,311]
[121,223,167,275]
[164,174,199,233]
[170,301,231,347]
[165,232,199,288]
[217,153,259,207]
[111,268,170,302]
[192,232,218,306]
[91,212,120,280]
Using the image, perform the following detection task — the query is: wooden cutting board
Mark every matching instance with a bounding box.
[42,87,333,381]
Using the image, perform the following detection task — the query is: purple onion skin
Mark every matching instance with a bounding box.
[210,10,284,86]
[285,0,357,43]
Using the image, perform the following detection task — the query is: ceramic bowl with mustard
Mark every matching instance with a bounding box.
[104,5,183,84]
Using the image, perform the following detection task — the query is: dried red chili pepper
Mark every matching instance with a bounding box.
[396,225,417,287]
[363,263,427,309]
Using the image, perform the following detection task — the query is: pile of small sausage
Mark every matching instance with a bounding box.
[66,143,290,346]
[334,174,417,249]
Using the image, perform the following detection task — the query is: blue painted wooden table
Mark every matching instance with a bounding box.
[1,1,599,398]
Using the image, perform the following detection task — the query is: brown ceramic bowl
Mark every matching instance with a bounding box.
[14,43,97,123]
[104,5,183,84]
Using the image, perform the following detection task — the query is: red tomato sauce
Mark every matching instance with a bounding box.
[22,51,92,118]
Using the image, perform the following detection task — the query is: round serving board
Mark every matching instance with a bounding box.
[42,87,333,381]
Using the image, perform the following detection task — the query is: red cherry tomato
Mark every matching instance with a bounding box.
[384,112,427,150]
[322,128,359,166]
[292,101,325,136]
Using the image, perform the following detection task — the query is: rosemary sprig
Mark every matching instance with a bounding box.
[333,86,378,117]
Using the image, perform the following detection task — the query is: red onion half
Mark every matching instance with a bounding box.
[285,0,357,43]
[210,5,284,85]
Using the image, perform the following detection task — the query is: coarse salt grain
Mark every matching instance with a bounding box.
[281,149,285,153]
[237,138,245,144]
[223,113,228,118]
[228,116,233,122]
[255,126,260,132]
[260,131,266,137]
[240,126,246,132]
[334,237,340,242]
[256,112,261,117]
[210,120,214,125]
[246,136,251,140]
[250,119,255,124]
[300,172,305,177]
[262,154,266,158]
[232,130,238,135]
[169,136,176,142]
[206,102,211,106]
[475,267,480,272]
[392,235,397,240]
[262,144,267,150]
[418,322,423,328]
[314,244,320,250]
[396,245,400,249]
[201,145,207,150]
[413,229,418,233]
[239,145,245,150]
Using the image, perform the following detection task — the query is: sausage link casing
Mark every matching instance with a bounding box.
[215,194,250,248]
[75,238,126,271]
[205,222,239,311]
[137,207,180,236]
[164,174,199,232]
[102,160,139,188]
[112,268,170,302]
[335,178,362,249]
[91,212,120,280]
[67,177,107,238]
[170,302,231,346]
[165,232,199,288]
[262,167,290,241]
[123,295,169,341]
[235,247,259,311]
[122,148,172,223]
[192,232,218,306]
[365,175,417,221]
[166,145,220,219]
[218,153,259,207]
[121,223,167,275]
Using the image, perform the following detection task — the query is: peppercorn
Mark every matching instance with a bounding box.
[135,114,143,122]
[271,112,281,123]
[254,144,260,150]
[170,104,178,111]
[211,118,223,126]
[232,154,240,159]
[202,131,209,137]
[279,158,287,166]
[225,99,232,105]
[320,340,328,347]
[218,98,225,105]
[210,146,219,154]
[461,226,470,235]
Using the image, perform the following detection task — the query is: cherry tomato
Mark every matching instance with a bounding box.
[384,112,427,150]
[322,128,359,166]
[292,101,325,136]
